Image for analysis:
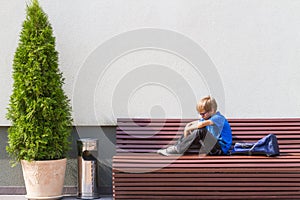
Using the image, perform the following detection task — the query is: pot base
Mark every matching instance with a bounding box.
[25,195,63,200]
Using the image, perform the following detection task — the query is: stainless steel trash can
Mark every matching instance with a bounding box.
[77,138,100,199]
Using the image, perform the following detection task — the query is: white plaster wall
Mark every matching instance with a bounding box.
[1,0,300,125]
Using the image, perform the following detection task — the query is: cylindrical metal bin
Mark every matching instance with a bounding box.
[77,138,100,199]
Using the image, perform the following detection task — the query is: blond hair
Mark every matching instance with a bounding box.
[196,96,217,113]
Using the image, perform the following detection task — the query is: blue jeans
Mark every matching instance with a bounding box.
[174,128,223,155]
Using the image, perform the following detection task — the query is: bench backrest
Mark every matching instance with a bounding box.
[116,118,300,155]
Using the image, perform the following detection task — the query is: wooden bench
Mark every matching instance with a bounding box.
[113,118,300,199]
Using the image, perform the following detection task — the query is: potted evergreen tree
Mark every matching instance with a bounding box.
[6,0,72,199]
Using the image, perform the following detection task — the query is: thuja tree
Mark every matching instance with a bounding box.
[7,0,72,164]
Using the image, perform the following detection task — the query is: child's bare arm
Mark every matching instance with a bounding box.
[184,120,213,137]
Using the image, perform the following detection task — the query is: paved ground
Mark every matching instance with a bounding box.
[0,195,113,200]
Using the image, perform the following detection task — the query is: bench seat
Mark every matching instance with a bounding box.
[113,118,300,199]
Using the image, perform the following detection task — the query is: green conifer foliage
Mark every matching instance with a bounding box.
[7,0,72,164]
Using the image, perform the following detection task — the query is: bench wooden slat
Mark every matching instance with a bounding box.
[114,161,300,168]
[113,158,300,164]
[116,133,300,138]
[113,172,300,178]
[114,192,300,200]
[113,195,300,200]
[114,186,300,191]
[117,129,300,134]
[115,182,300,187]
[113,196,300,200]
[116,144,300,149]
[116,148,300,153]
[117,127,300,131]
[117,118,300,122]
[114,177,300,182]
[114,168,300,173]
[113,153,300,158]
[114,191,300,195]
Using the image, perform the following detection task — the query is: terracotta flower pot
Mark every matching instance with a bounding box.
[21,158,67,200]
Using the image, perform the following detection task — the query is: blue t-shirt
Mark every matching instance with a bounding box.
[200,111,232,154]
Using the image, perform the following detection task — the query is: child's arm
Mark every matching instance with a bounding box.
[184,120,213,137]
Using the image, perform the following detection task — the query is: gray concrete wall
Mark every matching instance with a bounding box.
[0,126,116,195]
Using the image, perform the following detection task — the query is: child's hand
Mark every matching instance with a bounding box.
[184,120,199,137]
[184,129,190,138]
[184,124,194,137]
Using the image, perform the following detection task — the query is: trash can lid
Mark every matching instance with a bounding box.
[78,138,98,142]
[77,138,98,151]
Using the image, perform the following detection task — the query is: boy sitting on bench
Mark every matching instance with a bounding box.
[157,96,232,156]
